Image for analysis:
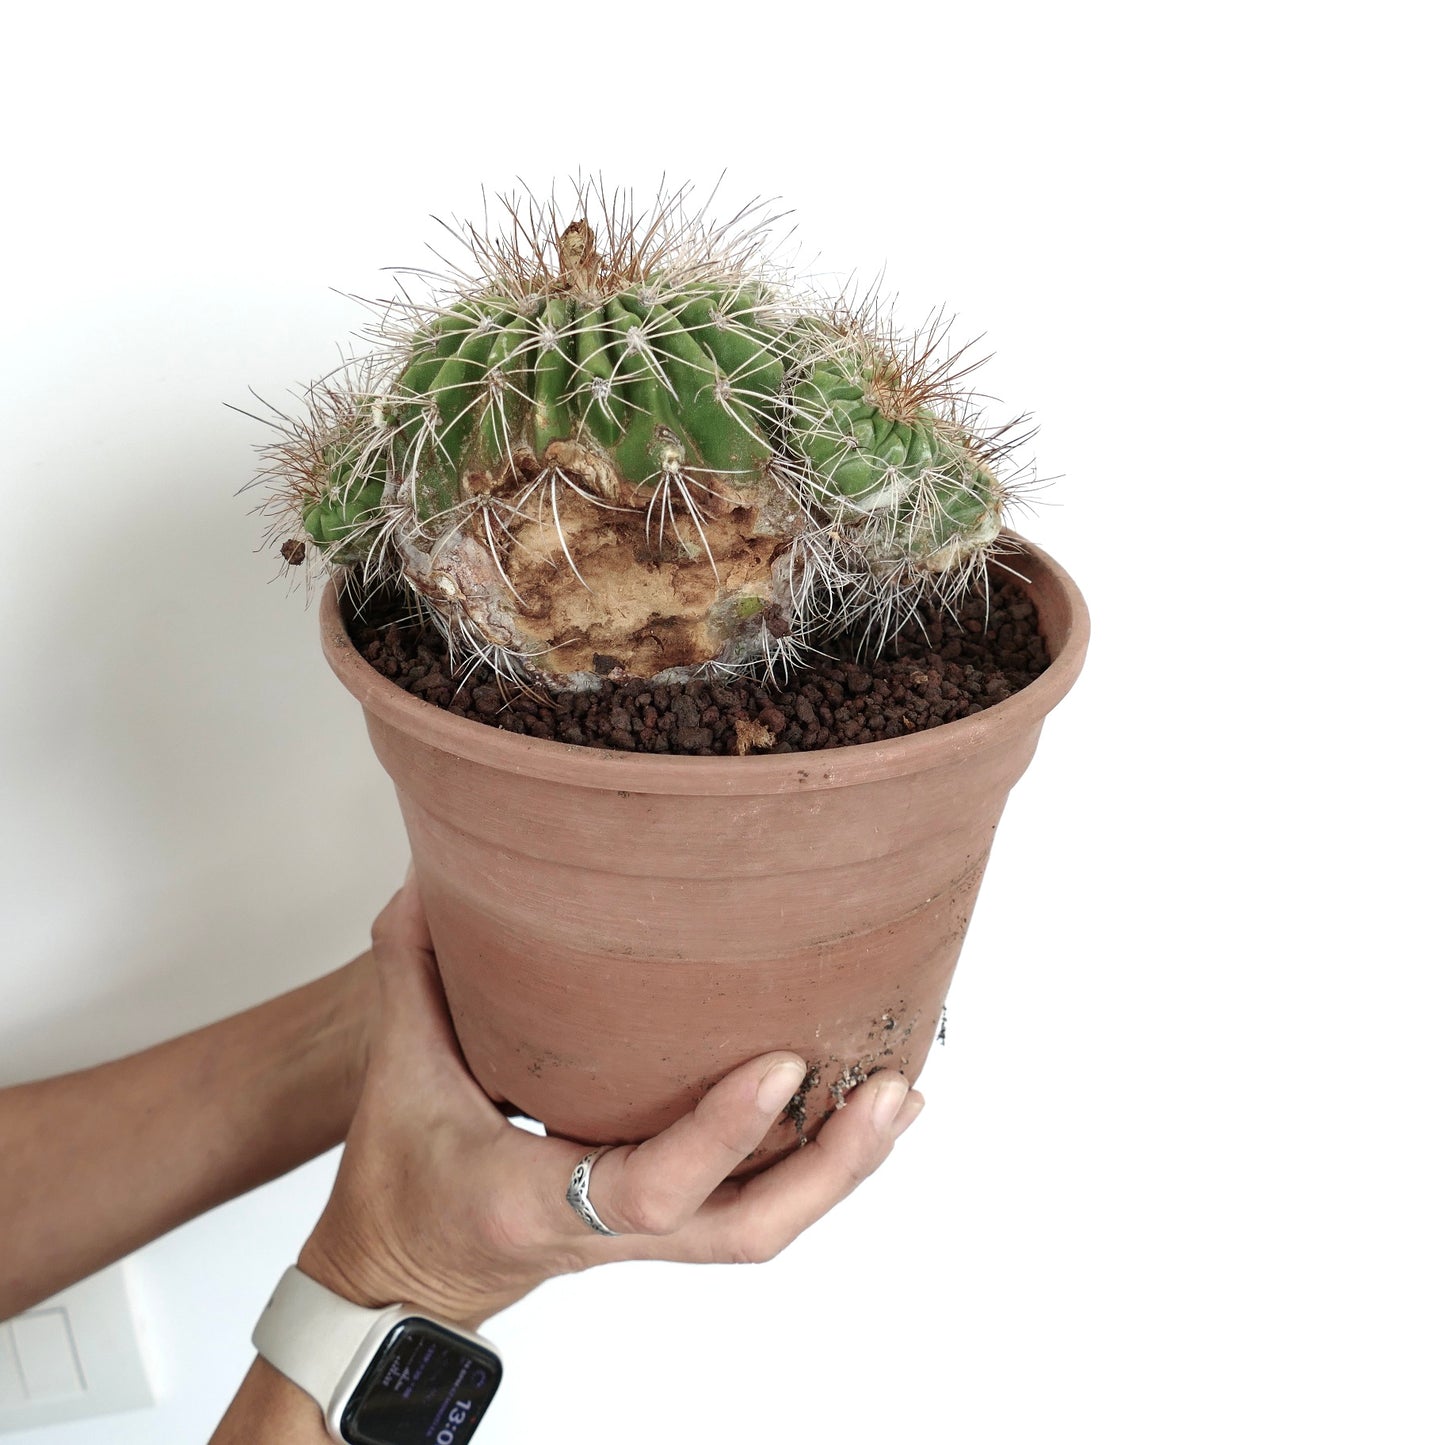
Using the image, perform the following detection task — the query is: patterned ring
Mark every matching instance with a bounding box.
[566,1147,621,1236]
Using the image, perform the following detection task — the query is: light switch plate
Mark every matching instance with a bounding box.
[0,1263,155,1431]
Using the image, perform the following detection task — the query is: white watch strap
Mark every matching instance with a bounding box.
[252,1265,394,1414]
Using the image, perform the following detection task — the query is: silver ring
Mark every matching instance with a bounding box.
[566,1147,620,1236]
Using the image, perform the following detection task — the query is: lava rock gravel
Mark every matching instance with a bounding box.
[348,580,1052,756]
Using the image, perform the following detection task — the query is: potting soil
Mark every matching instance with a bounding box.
[348,578,1051,756]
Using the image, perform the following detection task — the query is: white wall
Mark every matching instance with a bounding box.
[1,2,1438,1441]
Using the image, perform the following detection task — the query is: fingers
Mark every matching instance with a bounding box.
[370,865,432,964]
[670,1070,923,1265]
[370,873,442,1021]
[563,1053,808,1238]
[367,870,490,1107]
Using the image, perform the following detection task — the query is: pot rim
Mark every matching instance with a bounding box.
[319,532,1089,795]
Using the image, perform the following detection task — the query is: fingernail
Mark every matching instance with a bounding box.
[870,1075,910,1131]
[891,1091,925,1138]
[757,1058,807,1114]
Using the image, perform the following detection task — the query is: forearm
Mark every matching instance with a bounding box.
[211,1358,331,1443]
[0,956,374,1317]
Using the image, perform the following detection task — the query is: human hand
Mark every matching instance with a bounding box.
[297,872,925,1326]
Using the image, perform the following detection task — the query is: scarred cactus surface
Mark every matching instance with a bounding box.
[253,182,1028,689]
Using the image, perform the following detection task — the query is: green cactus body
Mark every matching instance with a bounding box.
[790,342,1003,566]
[792,357,938,510]
[269,189,1022,689]
[380,284,785,523]
[302,432,387,557]
[910,458,999,552]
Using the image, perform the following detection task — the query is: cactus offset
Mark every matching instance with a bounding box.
[790,330,1002,559]
[254,182,1029,688]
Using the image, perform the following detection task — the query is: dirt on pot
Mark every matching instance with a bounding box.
[783,1064,822,1144]
[348,575,1050,754]
[770,1000,932,1146]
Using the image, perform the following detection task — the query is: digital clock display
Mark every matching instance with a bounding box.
[341,1319,502,1445]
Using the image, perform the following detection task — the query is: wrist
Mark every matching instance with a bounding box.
[212,1356,331,1443]
[297,1218,507,1329]
[296,1228,396,1313]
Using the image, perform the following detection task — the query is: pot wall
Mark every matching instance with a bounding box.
[321,537,1088,1167]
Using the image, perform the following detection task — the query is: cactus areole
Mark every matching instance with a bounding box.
[255,184,1030,691]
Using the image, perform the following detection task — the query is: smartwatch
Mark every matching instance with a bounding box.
[252,1265,503,1443]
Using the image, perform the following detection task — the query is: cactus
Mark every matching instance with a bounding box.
[789,322,1003,557]
[254,182,1027,689]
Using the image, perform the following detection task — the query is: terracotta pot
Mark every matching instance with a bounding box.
[320,535,1088,1169]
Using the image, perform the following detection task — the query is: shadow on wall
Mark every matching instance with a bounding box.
[0,402,407,1085]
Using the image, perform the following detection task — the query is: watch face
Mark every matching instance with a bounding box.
[341,1319,502,1445]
